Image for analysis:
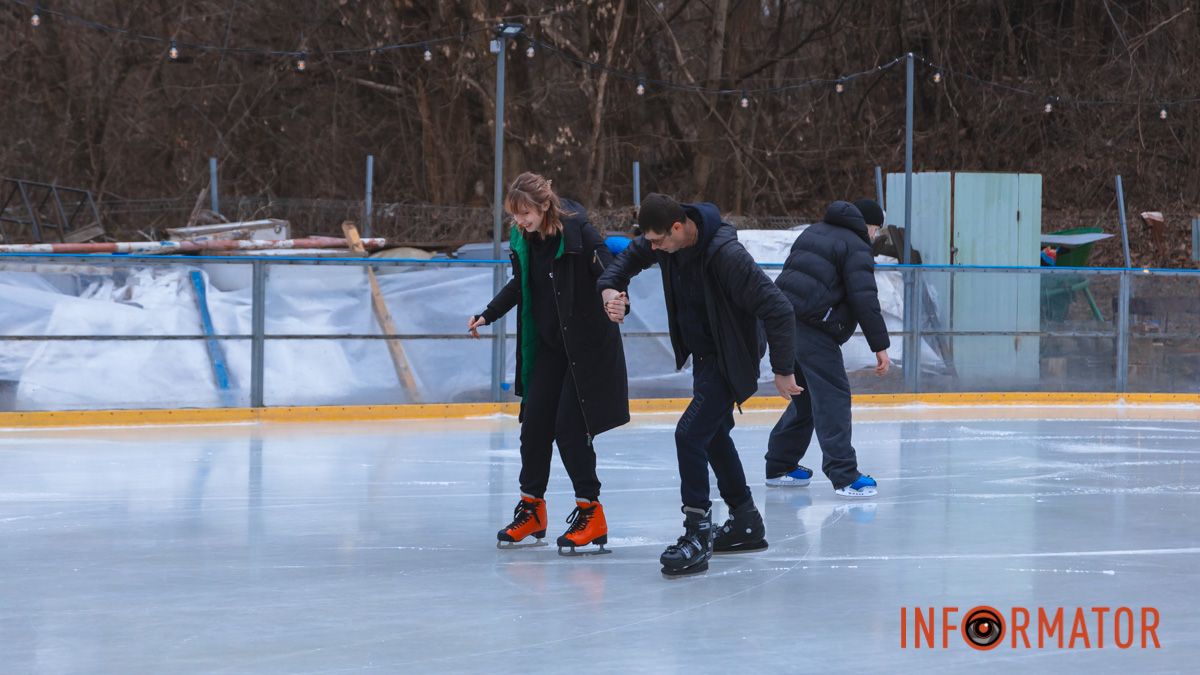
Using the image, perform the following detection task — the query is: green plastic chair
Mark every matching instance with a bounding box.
[1040,227,1105,322]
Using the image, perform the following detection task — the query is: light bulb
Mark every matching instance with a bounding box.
[423,47,432,62]
[835,80,845,94]
[31,13,41,27]
[296,53,307,72]
[933,71,942,84]
[740,95,750,109]
[1043,101,1053,114]
[169,40,179,60]
[526,45,534,58]
[1159,107,1168,120]
[636,81,645,96]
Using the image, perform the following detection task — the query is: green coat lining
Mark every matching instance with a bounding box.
[509,226,565,397]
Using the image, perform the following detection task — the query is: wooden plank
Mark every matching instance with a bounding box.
[341,221,421,402]
[63,224,105,243]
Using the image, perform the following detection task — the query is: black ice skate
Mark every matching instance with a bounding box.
[712,501,768,554]
[659,506,712,578]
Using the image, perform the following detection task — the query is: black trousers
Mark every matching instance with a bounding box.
[764,321,861,490]
[519,342,600,501]
[675,354,753,511]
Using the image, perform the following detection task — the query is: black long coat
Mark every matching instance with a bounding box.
[479,200,630,437]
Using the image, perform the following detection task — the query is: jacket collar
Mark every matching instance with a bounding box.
[559,198,585,254]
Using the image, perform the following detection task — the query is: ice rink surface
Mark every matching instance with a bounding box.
[2,406,1198,673]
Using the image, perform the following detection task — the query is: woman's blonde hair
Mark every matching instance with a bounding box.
[504,172,572,238]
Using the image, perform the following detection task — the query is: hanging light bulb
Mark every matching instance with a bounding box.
[295,52,308,72]
[526,44,535,58]
[31,11,41,27]
[423,45,432,62]
[636,80,645,96]
[740,91,750,108]
[835,79,845,94]
[1043,97,1053,114]
[1159,107,1168,120]
[932,71,942,84]
[168,40,179,61]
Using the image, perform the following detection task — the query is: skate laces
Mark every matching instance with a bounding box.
[563,504,594,534]
[506,499,541,530]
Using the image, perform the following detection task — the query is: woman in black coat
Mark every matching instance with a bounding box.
[470,172,629,555]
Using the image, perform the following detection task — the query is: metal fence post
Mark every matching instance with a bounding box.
[633,161,641,208]
[903,53,914,265]
[911,266,922,392]
[1114,175,1132,394]
[251,260,267,407]
[209,157,220,216]
[1115,175,1132,268]
[363,155,375,238]
[489,27,518,402]
[903,267,920,393]
[901,54,918,394]
[1192,217,1200,263]
[1116,270,1131,394]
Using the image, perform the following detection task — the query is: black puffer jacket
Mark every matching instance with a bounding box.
[597,202,794,405]
[478,199,630,437]
[775,201,890,353]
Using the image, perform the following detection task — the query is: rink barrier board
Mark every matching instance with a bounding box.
[1,392,1199,428]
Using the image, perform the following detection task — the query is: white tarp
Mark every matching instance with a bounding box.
[0,230,941,410]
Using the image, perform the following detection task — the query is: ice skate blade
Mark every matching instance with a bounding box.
[765,478,810,487]
[713,540,768,555]
[557,544,612,557]
[496,539,548,550]
[834,488,877,498]
[661,561,709,579]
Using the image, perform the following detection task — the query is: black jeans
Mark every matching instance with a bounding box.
[519,342,600,501]
[675,354,753,511]
[765,321,861,490]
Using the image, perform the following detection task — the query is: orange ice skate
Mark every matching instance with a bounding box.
[556,500,611,556]
[497,495,548,549]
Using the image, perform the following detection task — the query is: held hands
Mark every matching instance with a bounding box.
[774,373,804,401]
[875,350,891,376]
[601,289,629,324]
[468,315,487,338]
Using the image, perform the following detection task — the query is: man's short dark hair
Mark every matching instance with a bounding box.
[636,193,686,235]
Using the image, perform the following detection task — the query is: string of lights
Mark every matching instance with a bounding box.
[11,0,1199,116]
[527,36,904,103]
[11,0,496,58]
[914,55,1200,116]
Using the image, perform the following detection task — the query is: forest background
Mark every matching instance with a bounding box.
[2,0,1197,267]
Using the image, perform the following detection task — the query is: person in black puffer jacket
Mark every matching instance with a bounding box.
[598,193,801,577]
[767,200,891,498]
[471,172,629,555]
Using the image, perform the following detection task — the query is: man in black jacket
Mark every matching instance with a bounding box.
[767,201,891,498]
[598,193,801,577]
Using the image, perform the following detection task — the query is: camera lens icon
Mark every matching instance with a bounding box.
[962,606,1004,650]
